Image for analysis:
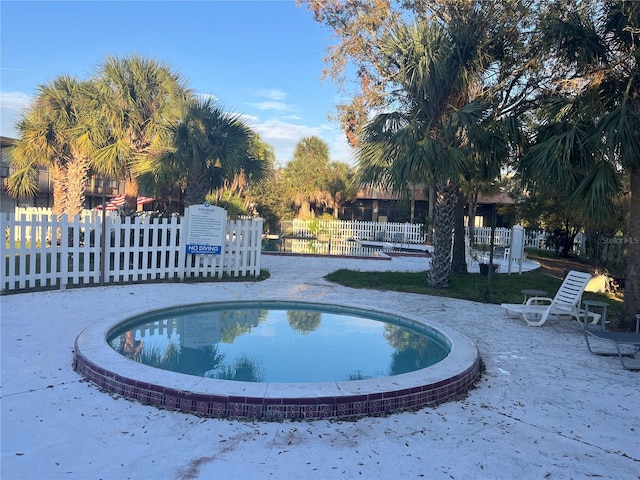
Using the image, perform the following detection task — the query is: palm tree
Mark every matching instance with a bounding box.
[287,310,322,334]
[142,98,265,209]
[9,104,67,217]
[326,161,358,219]
[43,78,93,218]
[523,0,640,327]
[283,137,333,218]
[87,54,190,216]
[8,75,90,217]
[357,17,506,287]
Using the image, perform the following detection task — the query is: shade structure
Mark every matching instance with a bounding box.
[95,194,155,211]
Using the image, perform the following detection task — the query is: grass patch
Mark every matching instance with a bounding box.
[183,269,271,283]
[324,268,622,319]
[2,269,271,295]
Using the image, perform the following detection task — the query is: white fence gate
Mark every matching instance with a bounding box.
[1,212,263,292]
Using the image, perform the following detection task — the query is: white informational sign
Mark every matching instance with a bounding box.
[178,311,222,348]
[185,203,227,255]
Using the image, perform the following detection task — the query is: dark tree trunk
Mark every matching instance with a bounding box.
[621,166,640,330]
[468,189,479,247]
[451,189,468,274]
[428,180,457,287]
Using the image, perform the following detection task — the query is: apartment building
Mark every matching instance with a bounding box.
[0,136,122,213]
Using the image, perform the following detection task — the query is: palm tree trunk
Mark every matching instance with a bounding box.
[428,180,457,287]
[428,182,436,243]
[451,189,468,273]
[410,185,416,223]
[50,164,67,244]
[122,178,139,218]
[50,164,67,218]
[298,200,312,219]
[65,154,90,218]
[468,189,478,247]
[183,169,211,207]
[622,165,640,329]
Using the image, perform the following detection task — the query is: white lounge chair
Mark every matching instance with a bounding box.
[584,328,640,370]
[501,270,598,327]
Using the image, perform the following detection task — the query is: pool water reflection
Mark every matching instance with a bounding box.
[109,305,449,383]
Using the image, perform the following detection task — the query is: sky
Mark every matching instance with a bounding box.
[0,0,356,165]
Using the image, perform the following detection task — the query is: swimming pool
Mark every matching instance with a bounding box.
[74,301,480,420]
[106,303,450,383]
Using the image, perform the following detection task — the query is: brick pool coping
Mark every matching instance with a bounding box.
[73,301,481,421]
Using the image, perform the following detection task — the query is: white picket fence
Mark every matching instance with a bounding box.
[468,226,546,249]
[13,206,97,221]
[1,212,263,292]
[287,219,427,243]
[284,219,546,249]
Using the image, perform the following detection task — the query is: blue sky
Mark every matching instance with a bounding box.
[0,0,356,165]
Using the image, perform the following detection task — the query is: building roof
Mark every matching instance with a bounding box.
[357,187,516,205]
[1,136,17,148]
[477,192,516,205]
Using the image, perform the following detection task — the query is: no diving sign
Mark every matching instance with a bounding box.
[185,244,222,254]
[185,203,227,255]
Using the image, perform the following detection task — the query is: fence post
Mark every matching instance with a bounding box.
[59,215,69,290]
[177,209,188,280]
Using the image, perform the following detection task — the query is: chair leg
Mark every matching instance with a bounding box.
[584,331,640,370]
[584,331,597,355]
[617,344,640,370]
[523,310,548,327]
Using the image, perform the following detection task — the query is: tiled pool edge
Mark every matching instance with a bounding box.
[73,352,480,420]
[73,302,481,421]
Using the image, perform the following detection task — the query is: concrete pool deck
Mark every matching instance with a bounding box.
[1,254,638,479]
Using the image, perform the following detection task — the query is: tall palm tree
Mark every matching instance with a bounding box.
[87,54,190,216]
[143,98,265,209]
[8,75,90,217]
[357,16,505,287]
[43,78,93,218]
[283,137,334,218]
[523,0,640,327]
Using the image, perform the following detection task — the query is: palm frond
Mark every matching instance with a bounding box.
[571,160,621,222]
[6,163,38,198]
[599,96,640,169]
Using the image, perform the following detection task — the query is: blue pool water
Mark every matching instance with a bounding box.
[108,302,450,383]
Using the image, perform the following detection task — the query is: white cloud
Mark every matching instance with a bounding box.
[248,101,293,112]
[244,117,355,165]
[249,118,317,141]
[251,89,287,101]
[1,91,32,111]
[1,91,33,138]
